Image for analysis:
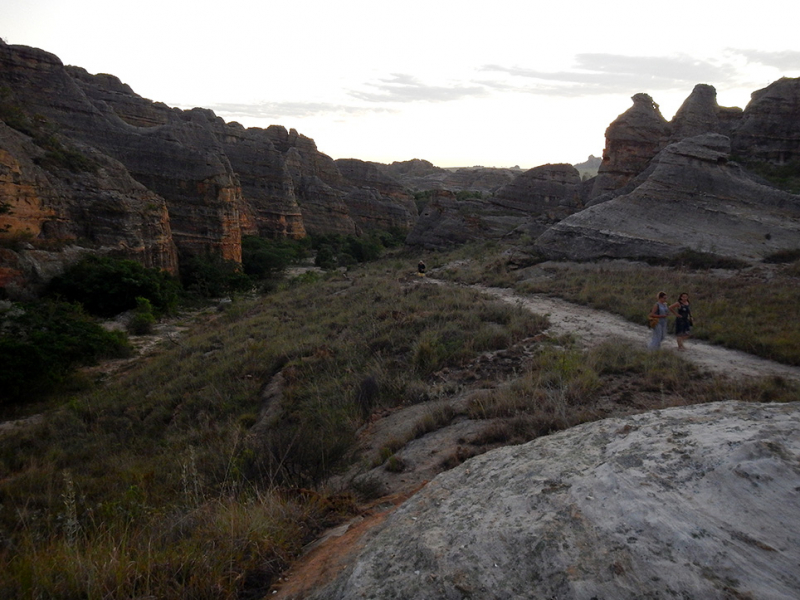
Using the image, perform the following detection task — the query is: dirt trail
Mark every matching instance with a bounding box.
[472,284,800,382]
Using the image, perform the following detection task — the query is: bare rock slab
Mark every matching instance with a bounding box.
[308,401,800,600]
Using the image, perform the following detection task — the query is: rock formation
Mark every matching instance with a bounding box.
[670,83,743,143]
[732,77,800,166]
[0,40,418,294]
[377,159,519,194]
[404,190,489,249]
[590,93,671,199]
[335,158,418,232]
[303,400,800,600]
[535,134,800,261]
[406,164,592,248]
[492,163,585,220]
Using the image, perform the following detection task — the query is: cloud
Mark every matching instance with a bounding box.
[730,48,800,70]
[481,54,740,96]
[349,73,487,103]
[203,101,395,121]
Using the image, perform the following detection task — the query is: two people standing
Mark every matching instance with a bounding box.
[648,291,693,350]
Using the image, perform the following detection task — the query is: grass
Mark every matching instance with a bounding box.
[438,243,800,366]
[0,257,547,599]
[464,340,800,448]
[1,245,797,598]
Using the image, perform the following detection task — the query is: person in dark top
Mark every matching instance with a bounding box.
[670,292,693,351]
[417,260,426,276]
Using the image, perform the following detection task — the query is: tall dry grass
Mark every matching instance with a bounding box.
[437,243,800,366]
[0,257,547,598]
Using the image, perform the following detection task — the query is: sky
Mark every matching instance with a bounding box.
[2,0,799,169]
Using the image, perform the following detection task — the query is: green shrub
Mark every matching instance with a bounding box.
[310,230,404,270]
[241,235,309,279]
[180,253,253,298]
[48,255,180,317]
[127,297,156,335]
[0,300,131,403]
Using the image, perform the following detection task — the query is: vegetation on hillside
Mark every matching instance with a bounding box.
[437,242,800,366]
[1,242,798,598]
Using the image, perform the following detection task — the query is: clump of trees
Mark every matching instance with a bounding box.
[312,229,405,270]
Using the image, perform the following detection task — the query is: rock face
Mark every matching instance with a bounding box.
[588,80,799,206]
[0,40,417,292]
[406,164,592,248]
[670,83,743,143]
[306,401,800,600]
[590,93,671,199]
[536,134,800,261]
[732,77,800,166]
[377,159,520,194]
[492,163,585,220]
[335,159,418,232]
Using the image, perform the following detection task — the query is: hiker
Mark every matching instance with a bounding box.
[648,291,676,350]
[670,292,693,351]
[417,260,426,275]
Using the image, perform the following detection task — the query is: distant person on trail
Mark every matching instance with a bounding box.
[648,291,676,350]
[670,292,693,351]
[417,260,426,276]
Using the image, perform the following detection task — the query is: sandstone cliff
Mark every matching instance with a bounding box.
[304,401,800,600]
[590,93,671,200]
[406,164,592,249]
[0,40,417,293]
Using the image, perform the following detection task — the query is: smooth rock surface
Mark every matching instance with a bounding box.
[307,401,800,600]
[536,134,800,261]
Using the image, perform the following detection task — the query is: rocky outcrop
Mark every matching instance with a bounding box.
[670,83,743,143]
[335,159,418,231]
[492,163,585,219]
[304,400,800,600]
[405,190,524,249]
[536,134,800,261]
[376,159,519,194]
[406,164,593,248]
[0,40,419,293]
[0,118,178,297]
[732,77,800,165]
[590,93,671,199]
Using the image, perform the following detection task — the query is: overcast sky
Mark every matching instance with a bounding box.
[2,0,799,168]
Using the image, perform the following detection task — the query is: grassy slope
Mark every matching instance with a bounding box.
[1,246,798,599]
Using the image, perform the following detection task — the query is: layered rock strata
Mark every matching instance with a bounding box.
[0,40,418,293]
[536,134,800,261]
[590,93,671,199]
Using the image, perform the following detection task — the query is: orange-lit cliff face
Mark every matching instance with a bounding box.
[0,40,418,295]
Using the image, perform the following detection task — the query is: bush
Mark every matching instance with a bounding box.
[763,248,800,264]
[127,297,156,335]
[241,236,309,279]
[310,230,404,270]
[180,253,253,298]
[48,255,180,317]
[0,300,131,404]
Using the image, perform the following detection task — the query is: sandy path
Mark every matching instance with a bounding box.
[475,284,800,382]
